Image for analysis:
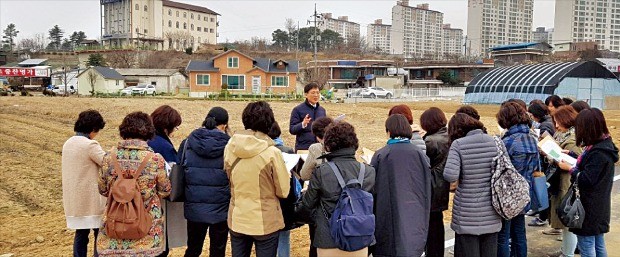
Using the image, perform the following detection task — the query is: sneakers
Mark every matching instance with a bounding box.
[547,251,567,257]
[543,228,563,235]
[528,217,547,226]
[526,209,537,216]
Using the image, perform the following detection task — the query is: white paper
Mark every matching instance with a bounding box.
[361,148,375,164]
[165,162,173,176]
[533,129,541,138]
[282,153,301,172]
[299,154,308,162]
[335,114,346,121]
[538,136,577,166]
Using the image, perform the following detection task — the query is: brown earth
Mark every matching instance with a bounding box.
[2,96,620,257]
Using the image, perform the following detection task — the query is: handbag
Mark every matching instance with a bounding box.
[531,156,549,211]
[556,173,586,229]
[168,139,188,202]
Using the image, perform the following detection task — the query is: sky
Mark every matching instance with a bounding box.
[0,0,556,43]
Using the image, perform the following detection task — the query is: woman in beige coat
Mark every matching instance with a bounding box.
[547,106,583,257]
[61,109,107,257]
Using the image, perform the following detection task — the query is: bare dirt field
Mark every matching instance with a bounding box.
[2,96,620,257]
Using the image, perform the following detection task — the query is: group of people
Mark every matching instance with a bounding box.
[61,81,616,257]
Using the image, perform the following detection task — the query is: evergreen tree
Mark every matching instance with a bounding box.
[86,53,106,66]
[2,23,19,52]
[47,25,64,50]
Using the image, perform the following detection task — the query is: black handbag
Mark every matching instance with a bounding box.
[556,173,585,229]
[168,140,188,202]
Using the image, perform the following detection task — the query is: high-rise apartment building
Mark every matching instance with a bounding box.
[101,0,219,50]
[466,0,533,56]
[319,13,360,42]
[391,1,444,59]
[442,24,463,56]
[554,0,620,52]
[367,19,392,54]
[533,27,549,43]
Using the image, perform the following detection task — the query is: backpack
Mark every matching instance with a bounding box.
[490,137,531,220]
[322,162,375,252]
[105,151,154,240]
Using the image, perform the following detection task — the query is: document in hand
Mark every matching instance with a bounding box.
[361,148,375,164]
[537,135,577,167]
[282,153,301,172]
[296,150,309,162]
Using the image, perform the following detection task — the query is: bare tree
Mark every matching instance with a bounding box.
[301,68,330,89]
[285,18,296,52]
[18,33,48,52]
[138,51,173,68]
[164,31,192,50]
[250,37,268,52]
[87,69,98,96]
[106,50,136,68]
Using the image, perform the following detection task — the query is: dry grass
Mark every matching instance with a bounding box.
[2,96,620,256]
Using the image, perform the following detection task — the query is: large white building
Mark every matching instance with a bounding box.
[319,13,361,42]
[367,19,392,54]
[466,0,533,57]
[101,0,219,50]
[442,24,463,57]
[391,1,444,59]
[554,0,620,52]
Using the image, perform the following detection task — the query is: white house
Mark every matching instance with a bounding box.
[76,66,126,96]
[115,69,187,94]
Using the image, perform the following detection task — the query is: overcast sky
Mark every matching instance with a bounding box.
[0,0,556,43]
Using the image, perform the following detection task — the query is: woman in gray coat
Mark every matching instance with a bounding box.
[443,113,502,257]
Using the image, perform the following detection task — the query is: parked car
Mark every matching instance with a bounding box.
[360,87,394,99]
[120,86,136,96]
[132,84,156,96]
[52,85,76,95]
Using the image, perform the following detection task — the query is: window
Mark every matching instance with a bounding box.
[176,11,179,17]
[227,57,239,68]
[144,5,147,11]
[176,21,179,28]
[222,75,245,90]
[210,28,214,33]
[197,27,201,32]
[169,9,172,16]
[184,23,187,29]
[116,80,120,86]
[144,29,148,34]
[135,4,139,10]
[198,14,201,20]
[191,13,194,19]
[197,74,210,85]
[184,12,187,18]
[204,17,207,21]
[211,18,215,22]
[191,24,194,30]
[169,20,172,27]
[271,76,289,87]
[198,37,201,43]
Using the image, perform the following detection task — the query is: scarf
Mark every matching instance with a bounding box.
[387,137,410,145]
[274,137,285,146]
[574,134,611,173]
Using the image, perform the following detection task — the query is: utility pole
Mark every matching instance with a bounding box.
[308,4,322,81]
[295,21,299,61]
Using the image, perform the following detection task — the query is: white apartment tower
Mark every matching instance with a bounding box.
[466,0,533,56]
[391,1,444,59]
[101,0,219,50]
[554,0,620,52]
[442,24,463,56]
[367,19,392,54]
[319,13,361,42]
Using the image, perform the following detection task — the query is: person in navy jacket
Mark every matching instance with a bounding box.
[179,107,231,257]
[289,82,327,151]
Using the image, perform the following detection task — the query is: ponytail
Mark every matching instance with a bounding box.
[203,117,218,129]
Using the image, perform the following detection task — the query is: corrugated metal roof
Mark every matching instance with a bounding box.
[491,42,549,51]
[18,59,47,66]
[116,69,180,76]
[93,66,125,80]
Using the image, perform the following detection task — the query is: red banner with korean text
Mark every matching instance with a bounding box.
[0,67,50,77]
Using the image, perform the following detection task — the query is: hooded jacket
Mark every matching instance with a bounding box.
[423,127,450,212]
[224,130,290,236]
[148,132,178,163]
[289,100,327,151]
[371,142,431,257]
[570,137,619,236]
[179,128,231,224]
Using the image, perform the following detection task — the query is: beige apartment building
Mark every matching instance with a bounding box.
[391,1,444,59]
[442,24,463,56]
[101,0,219,50]
[367,19,392,54]
[466,0,533,57]
[554,0,620,52]
[319,13,361,43]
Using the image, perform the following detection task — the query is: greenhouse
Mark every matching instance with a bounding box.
[463,61,620,109]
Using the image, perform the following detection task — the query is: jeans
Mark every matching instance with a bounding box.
[561,228,578,257]
[497,214,527,257]
[73,229,98,257]
[454,232,498,257]
[309,224,317,257]
[231,231,279,257]
[277,230,290,257]
[184,221,229,257]
[577,234,607,257]
[426,211,445,257]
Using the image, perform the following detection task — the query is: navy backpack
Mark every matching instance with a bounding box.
[322,162,375,252]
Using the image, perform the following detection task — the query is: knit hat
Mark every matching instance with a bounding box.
[203,107,229,129]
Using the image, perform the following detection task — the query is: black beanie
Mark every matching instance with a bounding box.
[203,107,229,129]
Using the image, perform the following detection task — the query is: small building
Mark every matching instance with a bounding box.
[18,59,48,67]
[404,62,495,87]
[51,68,80,87]
[116,69,187,94]
[464,61,620,109]
[76,66,125,96]
[490,42,553,66]
[596,58,620,76]
[304,60,396,89]
[186,49,299,97]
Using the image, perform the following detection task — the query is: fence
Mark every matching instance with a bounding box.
[344,87,466,101]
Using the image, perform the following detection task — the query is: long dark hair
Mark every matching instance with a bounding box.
[575,108,610,147]
[448,113,485,142]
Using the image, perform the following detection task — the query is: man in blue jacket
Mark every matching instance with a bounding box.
[289,82,327,151]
